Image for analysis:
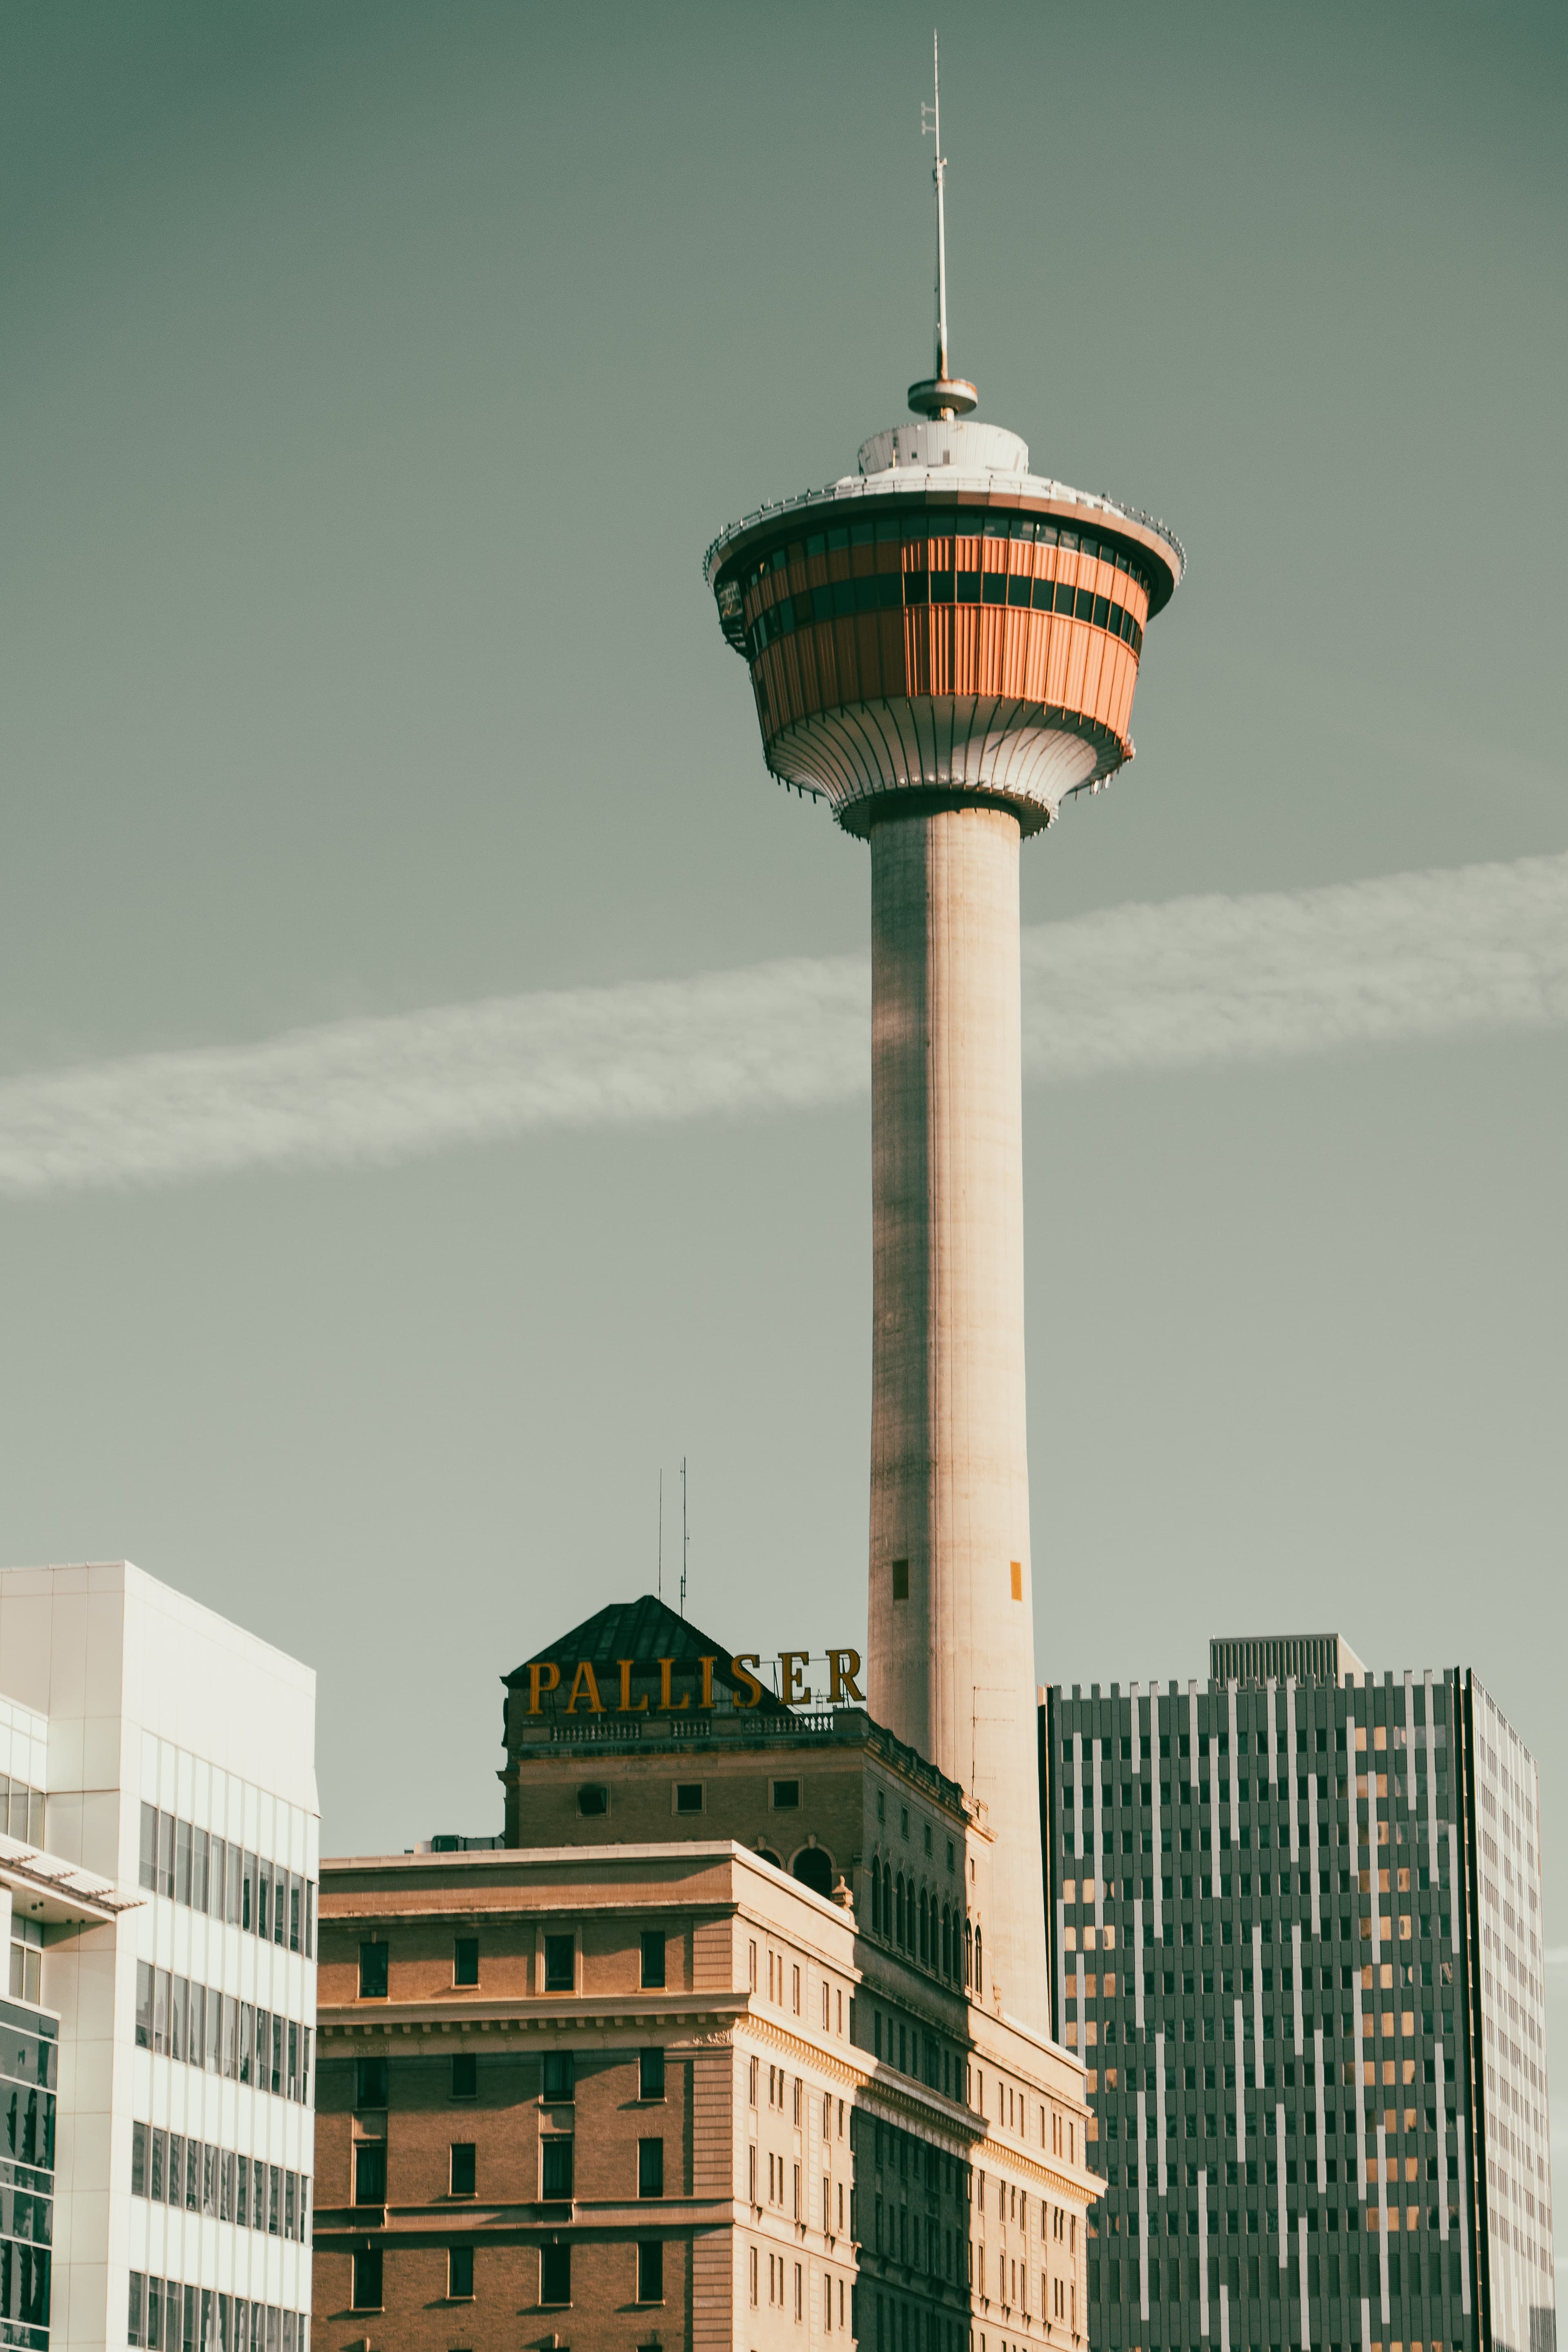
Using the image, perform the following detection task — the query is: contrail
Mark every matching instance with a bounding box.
[1,849,1566,1198]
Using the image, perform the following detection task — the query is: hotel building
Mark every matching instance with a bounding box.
[0,1561,318,2352]
[312,1598,1098,2352]
[1040,1635,1553,2352]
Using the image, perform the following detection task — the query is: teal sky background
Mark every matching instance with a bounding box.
[0,0,1564,2260]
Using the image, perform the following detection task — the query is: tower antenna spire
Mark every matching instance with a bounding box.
[923,32,949,383]
[910,34,977,420]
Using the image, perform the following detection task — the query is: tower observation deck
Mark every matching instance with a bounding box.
[702,61,1183,2040]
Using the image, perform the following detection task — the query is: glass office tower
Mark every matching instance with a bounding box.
[1039,1639,1554,2352]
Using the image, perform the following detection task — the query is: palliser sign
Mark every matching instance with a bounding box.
[521,1649,866,1715]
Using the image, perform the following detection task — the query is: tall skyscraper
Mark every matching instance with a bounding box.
[1039,1637,1554,2352]
[0,1561,319,2352]
[703,43,1183,2036]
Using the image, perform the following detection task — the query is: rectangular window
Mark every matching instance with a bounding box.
[640,1931,666,1989]
[772,1780,800,1809]
[136,1960,154,2050]
[175,1819,192,1907]
[210,1835,227,1921]
[541,2138,573,2199]
[982,574,1006,604]
[452,2053,477,2098]
[192,1827,209,1913]
[450,2143,477,2196]
[132,2120,148,2196]
[543,1932,575,1991]
[638,2138,665,2198]
[957,572,981,603]
[540,2243,571,2305]
[673,1782,704,1814]
[356,2056,389,2108]
[139,1803,158,1892]
[171,1975,187,2062]
[448,2245,474,2300]
[639,2047,665,2100]
[542,2051,575,2101]
[637,2241,664,2304]
[359,1942,389,2000]
[351,2249,382,2312]
[454,1938,479,1987]
[353,2143,386,2204]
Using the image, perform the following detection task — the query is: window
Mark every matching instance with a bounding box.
[891,1559,909,1601]
[640,1930,667,1988]
[540,2243,571,2305]
[639,2047,666,2100]
[543,1934,575,1992]
[542,2051,575,2102]
[454,1938,479,1987]
[577,1784,608,1816]
[772,1780,800,1809]
[358,1942,388,2000]
[637,2241,664,2303]
[451,2053,477,2098]
[351,2249,382,2311]
[450,2143,476,2196]
[353,2143,386,2204]
[541,2138,574,2199]
[448,2245,473,2300]
[355,2055,388,2109]
[674,1782,704,1814]
[638,2138,664,2198]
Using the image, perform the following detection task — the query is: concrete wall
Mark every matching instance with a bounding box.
[867,806,1050,2036]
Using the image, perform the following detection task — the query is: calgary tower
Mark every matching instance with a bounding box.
[703,42,1183,2033]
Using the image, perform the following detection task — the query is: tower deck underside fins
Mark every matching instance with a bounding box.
[767,695,1104,831]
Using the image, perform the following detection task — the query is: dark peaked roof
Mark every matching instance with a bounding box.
[504,1593,793,1715]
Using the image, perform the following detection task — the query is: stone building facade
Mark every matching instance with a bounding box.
[312,1601,1099,2352]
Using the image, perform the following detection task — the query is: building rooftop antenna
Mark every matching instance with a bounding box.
[909,32,978,421]
[680,1457,688,1619]
[657,1468,663,1600]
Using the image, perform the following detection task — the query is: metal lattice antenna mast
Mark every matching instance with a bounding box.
[680,1458,688,1618]
[657,1468,663,1599]
[922,32,949,382]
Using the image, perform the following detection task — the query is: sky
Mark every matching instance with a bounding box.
[0,0,1565,2271]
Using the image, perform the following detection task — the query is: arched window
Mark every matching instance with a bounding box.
[895,1873,905,1949]
[883,1861,893,1938]
[974,1924,983,1993]
[870,1856,881,1934]
[918,1886,929,1964]
[792,1846,833,1900]
[941,1904,951,1980]
[962,1918,973,1987]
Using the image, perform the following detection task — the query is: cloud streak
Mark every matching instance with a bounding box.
[2,850,1566,1198]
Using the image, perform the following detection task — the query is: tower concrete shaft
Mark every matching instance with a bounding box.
[867,803,1047,2029]
[706,387,1182,2049]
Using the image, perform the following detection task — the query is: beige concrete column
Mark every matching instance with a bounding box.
[866,803,1049,2031]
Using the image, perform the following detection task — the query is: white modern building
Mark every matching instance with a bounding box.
[0,1562,317,2352]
